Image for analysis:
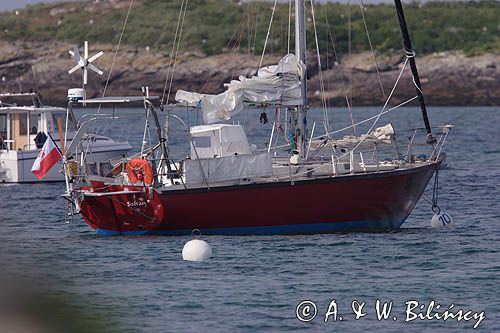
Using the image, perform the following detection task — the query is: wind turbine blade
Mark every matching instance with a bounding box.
[84,41,88,60]
[68,64,81,74]
[88,51,104,63]
[87,63,103,76]
[83,68,88,85]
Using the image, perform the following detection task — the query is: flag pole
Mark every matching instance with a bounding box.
[57,117,66,155]
[46,131,64,157]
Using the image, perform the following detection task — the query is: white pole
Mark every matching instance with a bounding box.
[267,122,276,153]
[305,121,315,160]
[295,0,307,159]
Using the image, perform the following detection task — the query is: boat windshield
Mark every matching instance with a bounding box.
[52,112,76,133]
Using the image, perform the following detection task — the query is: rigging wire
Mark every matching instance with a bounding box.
[359,0,386,99]
[252,1,261,57]
[269,56,413,154]
[259,0,279,69]
[309,0,331,136]
[325,9,330,111]
[162,0,189,104]
[97,0,134,114]
[160,0,186,105]
[325,15,356,135]
[347,0,353,110]
[322,56,411,157]
[287,0,292,54]
[346,0,357,135]
[247,0,251,54]
[200,6,252,94]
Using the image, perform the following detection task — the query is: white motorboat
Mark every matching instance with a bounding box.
[0,92,132,183]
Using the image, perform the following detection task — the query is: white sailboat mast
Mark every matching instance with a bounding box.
[295,0,307,158]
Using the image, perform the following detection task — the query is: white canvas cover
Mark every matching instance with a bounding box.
[184,152,273,185]
[308,124,396,158]
[190,124,251,159]
[175,54,304,124]
[336,123,395,146]
[311,123,396,149]
[370,123,395,144]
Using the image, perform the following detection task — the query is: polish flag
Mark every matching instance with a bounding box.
[31,136,62,180]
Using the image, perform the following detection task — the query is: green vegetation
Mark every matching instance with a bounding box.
[0,0,498,56]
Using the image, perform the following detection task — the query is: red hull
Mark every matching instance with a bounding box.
[79,163,437,235]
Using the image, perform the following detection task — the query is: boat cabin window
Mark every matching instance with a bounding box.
[9,113,28,150]
[193,136,211,148]
[2,112,44,150]
[29,113,41,134]
[0,114,6,149]
[18,113,28,136]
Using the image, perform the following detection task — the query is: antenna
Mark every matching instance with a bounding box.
[68,41,104,87]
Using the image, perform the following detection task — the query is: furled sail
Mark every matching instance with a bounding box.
[175,54,304,124]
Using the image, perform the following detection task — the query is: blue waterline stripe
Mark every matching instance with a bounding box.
[95,219,403,236]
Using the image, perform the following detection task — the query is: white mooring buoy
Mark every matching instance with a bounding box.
[182,230,212,261]
[431,211,454,228]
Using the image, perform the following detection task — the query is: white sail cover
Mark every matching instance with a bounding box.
[175,54,304,124]
[184,153,273,185]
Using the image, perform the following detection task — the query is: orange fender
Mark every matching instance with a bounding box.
[126,158,154,186]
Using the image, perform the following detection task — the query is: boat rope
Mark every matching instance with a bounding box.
[435,126,451,160]
[161,0,189,106]
[98,0,134,115]
[259,0,278,69]
[359,0,386,99]
[309,0,331,136]
[403,49,425,95]
[431,169,440,213]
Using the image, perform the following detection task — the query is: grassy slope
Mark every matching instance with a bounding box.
[0,0,498,56]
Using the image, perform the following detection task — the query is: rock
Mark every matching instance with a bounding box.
[0,40,498,107]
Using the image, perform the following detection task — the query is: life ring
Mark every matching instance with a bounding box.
[126,158,154,186]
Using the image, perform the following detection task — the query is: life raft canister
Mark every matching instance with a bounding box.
[126,158,154,186]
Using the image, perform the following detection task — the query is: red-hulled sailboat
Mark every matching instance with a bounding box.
[61,0,452,235]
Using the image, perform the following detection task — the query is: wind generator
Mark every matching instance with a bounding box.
[67,41,104,102]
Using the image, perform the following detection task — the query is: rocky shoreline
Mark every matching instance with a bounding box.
[0,40,498,107]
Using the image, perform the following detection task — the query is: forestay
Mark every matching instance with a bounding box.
[175,54,304,124]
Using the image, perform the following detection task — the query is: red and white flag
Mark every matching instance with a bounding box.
[31,136,62,180]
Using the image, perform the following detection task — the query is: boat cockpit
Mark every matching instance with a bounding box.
[0,93,74,152]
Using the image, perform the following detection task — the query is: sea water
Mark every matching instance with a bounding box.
[0,107,498,332]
